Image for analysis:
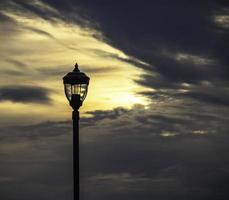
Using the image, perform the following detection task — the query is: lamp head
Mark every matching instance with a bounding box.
[63,63,90,110]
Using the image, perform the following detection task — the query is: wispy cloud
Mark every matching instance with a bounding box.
[0,0,148,125]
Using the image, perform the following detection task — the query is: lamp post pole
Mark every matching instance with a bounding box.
[72,109,80,200]
[63,63,90,200]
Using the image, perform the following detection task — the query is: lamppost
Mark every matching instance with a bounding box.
[63,63,90,200]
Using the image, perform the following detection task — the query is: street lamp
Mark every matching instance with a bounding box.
[63,63,90,200]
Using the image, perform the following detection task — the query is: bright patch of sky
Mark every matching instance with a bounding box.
[0,0,150,126]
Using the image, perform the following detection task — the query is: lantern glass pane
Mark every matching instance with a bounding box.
[64,84,72,101]
[72,84,88,101]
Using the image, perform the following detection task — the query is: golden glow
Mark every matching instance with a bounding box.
[214,15,229,28]
[160,131,178,137]
[0,1,149,126]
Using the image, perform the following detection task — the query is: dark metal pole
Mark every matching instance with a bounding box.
[72,110,79,200]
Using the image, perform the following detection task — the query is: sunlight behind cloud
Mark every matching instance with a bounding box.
[0,1,148,126]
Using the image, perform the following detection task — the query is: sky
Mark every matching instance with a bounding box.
[0,0,229,199]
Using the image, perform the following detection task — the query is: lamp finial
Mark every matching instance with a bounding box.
[73,62,80,72]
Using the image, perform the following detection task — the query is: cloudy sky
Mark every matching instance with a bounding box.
[0,0,229,199]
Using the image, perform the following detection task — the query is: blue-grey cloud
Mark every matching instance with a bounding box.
[180,91,229,107]
[0,86,51,104]
[0,105,228,200]
[0,12,15,23]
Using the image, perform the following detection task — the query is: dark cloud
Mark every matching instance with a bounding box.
[0,12,15,23]
[9,0,59,21]
[180,91,229,107]
[0,86,51,104]
[39,0,229,106]
[0,105,229,200]
[74,105,229,200]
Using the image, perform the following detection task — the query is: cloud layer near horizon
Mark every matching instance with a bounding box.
[0,104,229,200]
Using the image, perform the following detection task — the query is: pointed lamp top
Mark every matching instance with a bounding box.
[63,62,90,85]
[73,63,80,72]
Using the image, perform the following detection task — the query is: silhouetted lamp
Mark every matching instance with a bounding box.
[63,63,90,110]
[63,63,90,200]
